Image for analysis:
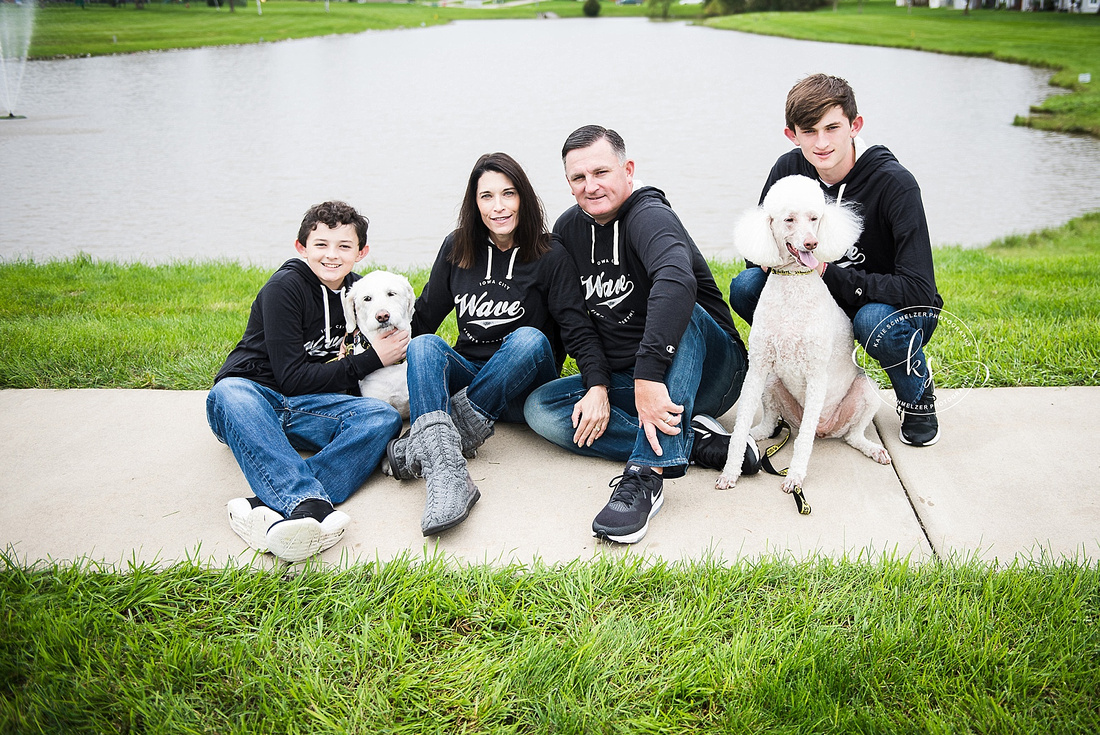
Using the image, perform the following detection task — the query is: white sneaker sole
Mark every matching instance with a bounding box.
[690,413,728,437]
[227,499,283,554]
[266,510,351,563]
[593,491,664,545]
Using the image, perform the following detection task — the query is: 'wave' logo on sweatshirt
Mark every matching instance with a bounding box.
[580,272,634,310]
[455,291,526,330]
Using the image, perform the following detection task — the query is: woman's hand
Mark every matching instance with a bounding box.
[571,385,610,448]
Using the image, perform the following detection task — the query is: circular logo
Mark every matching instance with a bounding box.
[852,306,988,413]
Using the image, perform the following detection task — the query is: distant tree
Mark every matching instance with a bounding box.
[583,0,601,15]
[647,0,675,17]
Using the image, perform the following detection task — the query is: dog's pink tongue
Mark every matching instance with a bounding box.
[797,249,819,270]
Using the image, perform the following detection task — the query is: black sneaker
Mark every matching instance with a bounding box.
[592,464,663,544]
[690,414,761,476]
[899,382,940,447]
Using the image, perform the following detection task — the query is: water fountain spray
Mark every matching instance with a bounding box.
[0,0,36,119]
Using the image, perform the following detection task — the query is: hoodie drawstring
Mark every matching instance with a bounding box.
[589,221,619,266]
[486,242,520,280]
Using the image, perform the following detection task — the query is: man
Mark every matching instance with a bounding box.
[728,73,943,447]
[524,125,755,544]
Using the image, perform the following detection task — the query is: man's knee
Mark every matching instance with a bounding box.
[729,267,766,324]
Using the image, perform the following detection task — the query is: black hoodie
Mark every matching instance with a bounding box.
[762,144,943,318]
[214,258,383,395]
[411,233,611,390]
[553,186,742,383]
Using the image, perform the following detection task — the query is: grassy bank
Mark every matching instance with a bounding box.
[707,0,1100,137]
[3,552,1098,733]
[1,212,1098,391]
[28,0,697,59]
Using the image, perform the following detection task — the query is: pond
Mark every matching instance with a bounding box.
[2,17,1099,270]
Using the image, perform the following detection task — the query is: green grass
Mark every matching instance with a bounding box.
[707,0,1100,137]
[28,0,698,59]
[7,214,1098,390]
[3,551,1098,733]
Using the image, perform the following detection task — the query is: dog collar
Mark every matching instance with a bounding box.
[769,268,815,276]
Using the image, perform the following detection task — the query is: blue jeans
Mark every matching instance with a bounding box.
[728,267,937,406]
[406,326,559,424]
[524,304,748,469]
[206,377,402,516]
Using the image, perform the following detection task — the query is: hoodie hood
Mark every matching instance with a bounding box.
[578,186,670,267]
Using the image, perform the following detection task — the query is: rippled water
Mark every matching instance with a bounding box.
[2,18,1099,269]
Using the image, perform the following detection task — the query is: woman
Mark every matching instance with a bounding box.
[384,152,609,537]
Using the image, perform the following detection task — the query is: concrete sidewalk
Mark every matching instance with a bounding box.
[1,387,1097,568]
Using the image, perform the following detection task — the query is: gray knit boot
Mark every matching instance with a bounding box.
[381,430,420,481]
[449,387,495,459]
[407,410,480,536]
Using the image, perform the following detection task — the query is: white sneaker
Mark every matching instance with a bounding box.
[227,497,284,553]
[265,499,351,563]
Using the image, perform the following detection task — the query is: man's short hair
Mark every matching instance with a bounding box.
[561,125,627,164]
[785,74,859,132]
[297,201,369,251]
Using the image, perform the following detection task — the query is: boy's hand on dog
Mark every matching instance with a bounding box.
[368,328,410,366]
[635,379,682,456]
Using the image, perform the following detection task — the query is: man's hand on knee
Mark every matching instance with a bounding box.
[635,379,683,456]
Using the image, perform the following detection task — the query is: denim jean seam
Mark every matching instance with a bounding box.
[221,409,300,513]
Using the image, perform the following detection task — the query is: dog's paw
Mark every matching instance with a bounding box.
[715,472,739,490]
[781,475,804,495]
[872,447,892,465]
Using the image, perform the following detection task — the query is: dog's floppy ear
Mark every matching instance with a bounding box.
[400,277,416,318]
[733,207,785,268]
[341,287,358,331]
[814,201,863,263]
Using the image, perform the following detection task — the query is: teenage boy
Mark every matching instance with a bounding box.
[729,74,943,446]
[524,125,754,545]
[206,201,406,563]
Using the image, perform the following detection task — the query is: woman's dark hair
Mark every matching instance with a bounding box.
[451,152,550,270]
[297,201,369,250]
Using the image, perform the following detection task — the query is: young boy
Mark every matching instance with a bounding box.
[206,201,407,563]
[729,74,943,446]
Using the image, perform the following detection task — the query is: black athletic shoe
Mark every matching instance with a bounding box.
[592,464,664,545]
[899,382,940,447]
[690,414,761,476]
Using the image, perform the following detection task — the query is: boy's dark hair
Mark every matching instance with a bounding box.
[297,201,369,250]
[451,152,551,270]
[561,125,627,164]
[785,74,859,132]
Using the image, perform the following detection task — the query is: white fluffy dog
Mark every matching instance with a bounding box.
[716,175,891,497]
[342,270,415,419]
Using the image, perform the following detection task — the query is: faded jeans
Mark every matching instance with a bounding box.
[206,377,402,516]
[406,326,560,424]
[524,304,748,470]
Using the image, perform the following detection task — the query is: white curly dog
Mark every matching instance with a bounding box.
[342,270,415,419]
[716,175,891,496]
